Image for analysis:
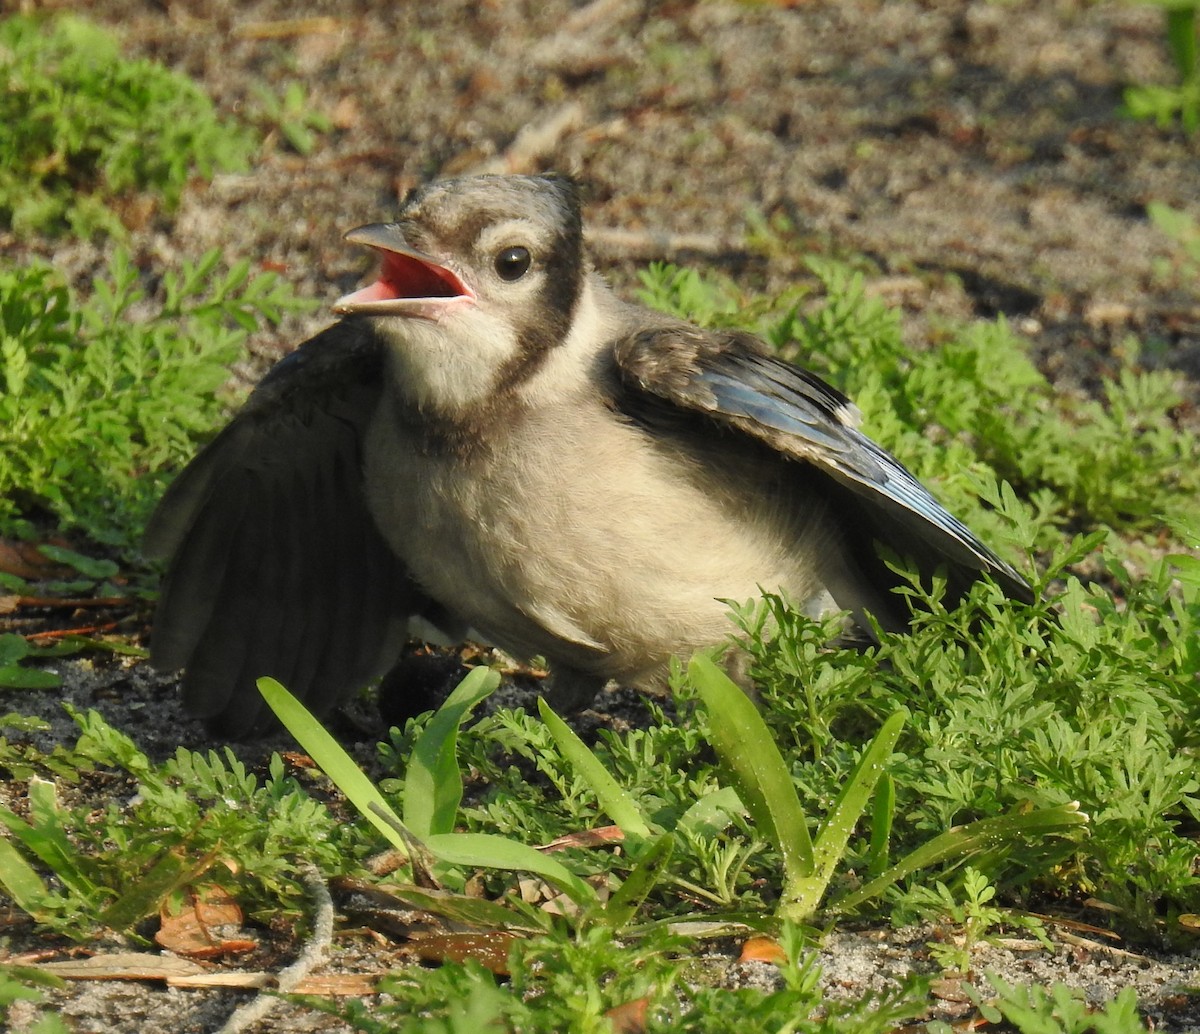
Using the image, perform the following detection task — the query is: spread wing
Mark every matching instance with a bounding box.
[144,321,437,737]
[613,325,1033,612]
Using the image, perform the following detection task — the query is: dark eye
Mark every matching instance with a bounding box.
[494,246,531,281]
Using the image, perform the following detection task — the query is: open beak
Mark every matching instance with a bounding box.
[333,223,475,318]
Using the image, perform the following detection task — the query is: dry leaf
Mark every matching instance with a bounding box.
[34,952,208,982]
[332,95,362,130]
[929,977,972,1003]
[290,973,380,995]
[738,936,786,964]
[540,825,625,851]
[168,971,271,989]
[407,931,521,975]
[155,885,258,959]
[605,996,649,1033]
[0,539,72,581]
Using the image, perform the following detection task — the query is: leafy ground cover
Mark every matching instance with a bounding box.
[0,14,254,238]
[1,5,1198,1033]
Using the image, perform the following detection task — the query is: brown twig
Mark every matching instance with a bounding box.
[586,225,747,260]
[10,596,132,610]
[462,102,586,177]
[233,17,341,40]
[25,622,120,642]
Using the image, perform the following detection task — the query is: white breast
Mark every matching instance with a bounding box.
[363,385,836,686]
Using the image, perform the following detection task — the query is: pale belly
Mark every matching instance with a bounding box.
[363,402,836,684]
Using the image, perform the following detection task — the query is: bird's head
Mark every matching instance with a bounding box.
[334,174,587,416]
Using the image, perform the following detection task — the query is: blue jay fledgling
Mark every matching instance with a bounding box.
[145,174,1032,737]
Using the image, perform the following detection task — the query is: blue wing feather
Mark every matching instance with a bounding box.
[699,366,868,458]
[613,325,1032,601]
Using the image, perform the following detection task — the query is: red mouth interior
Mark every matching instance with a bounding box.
[376,251,466,300]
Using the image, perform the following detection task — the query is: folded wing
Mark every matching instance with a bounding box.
[612,325,1033,618]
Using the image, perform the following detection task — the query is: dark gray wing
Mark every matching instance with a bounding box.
[613,325,1033,609]
[144,321,435,737]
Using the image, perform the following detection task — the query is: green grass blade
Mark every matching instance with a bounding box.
[832,802,1089,913]
[537,697,652,839]
[810,711,906,888]
[599,834,675,928]
[866,772,896,878]
[23,779,101,903]
[687,655,814,882]
[261,676,596,907]
[257,676,408,855]
[424,832,597,909]
[0,831,50,917]
[405,666,500,838]
[1167,6,1197,82]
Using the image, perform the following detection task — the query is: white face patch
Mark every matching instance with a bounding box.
[467,220,552,309]
[371,305,524,414]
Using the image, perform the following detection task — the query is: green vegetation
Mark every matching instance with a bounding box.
[0,11,313,703]
[1,10,1196,1029]
[0,548,142,691]
[1148,199,1200,285]
[311,922,932,1034]
[4,256,1195,1030]
[0,252,309,550]
[250,81,333,156]
[5,503,1194,1028]
[1124,0,1200,133]
[0,14,255,237]
[0,964,67,1034]
[0,710,351,936]
[965,977,1147,1034]
[0,11,310,550]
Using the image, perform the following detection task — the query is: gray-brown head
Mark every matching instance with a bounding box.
[335,174,588,417]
